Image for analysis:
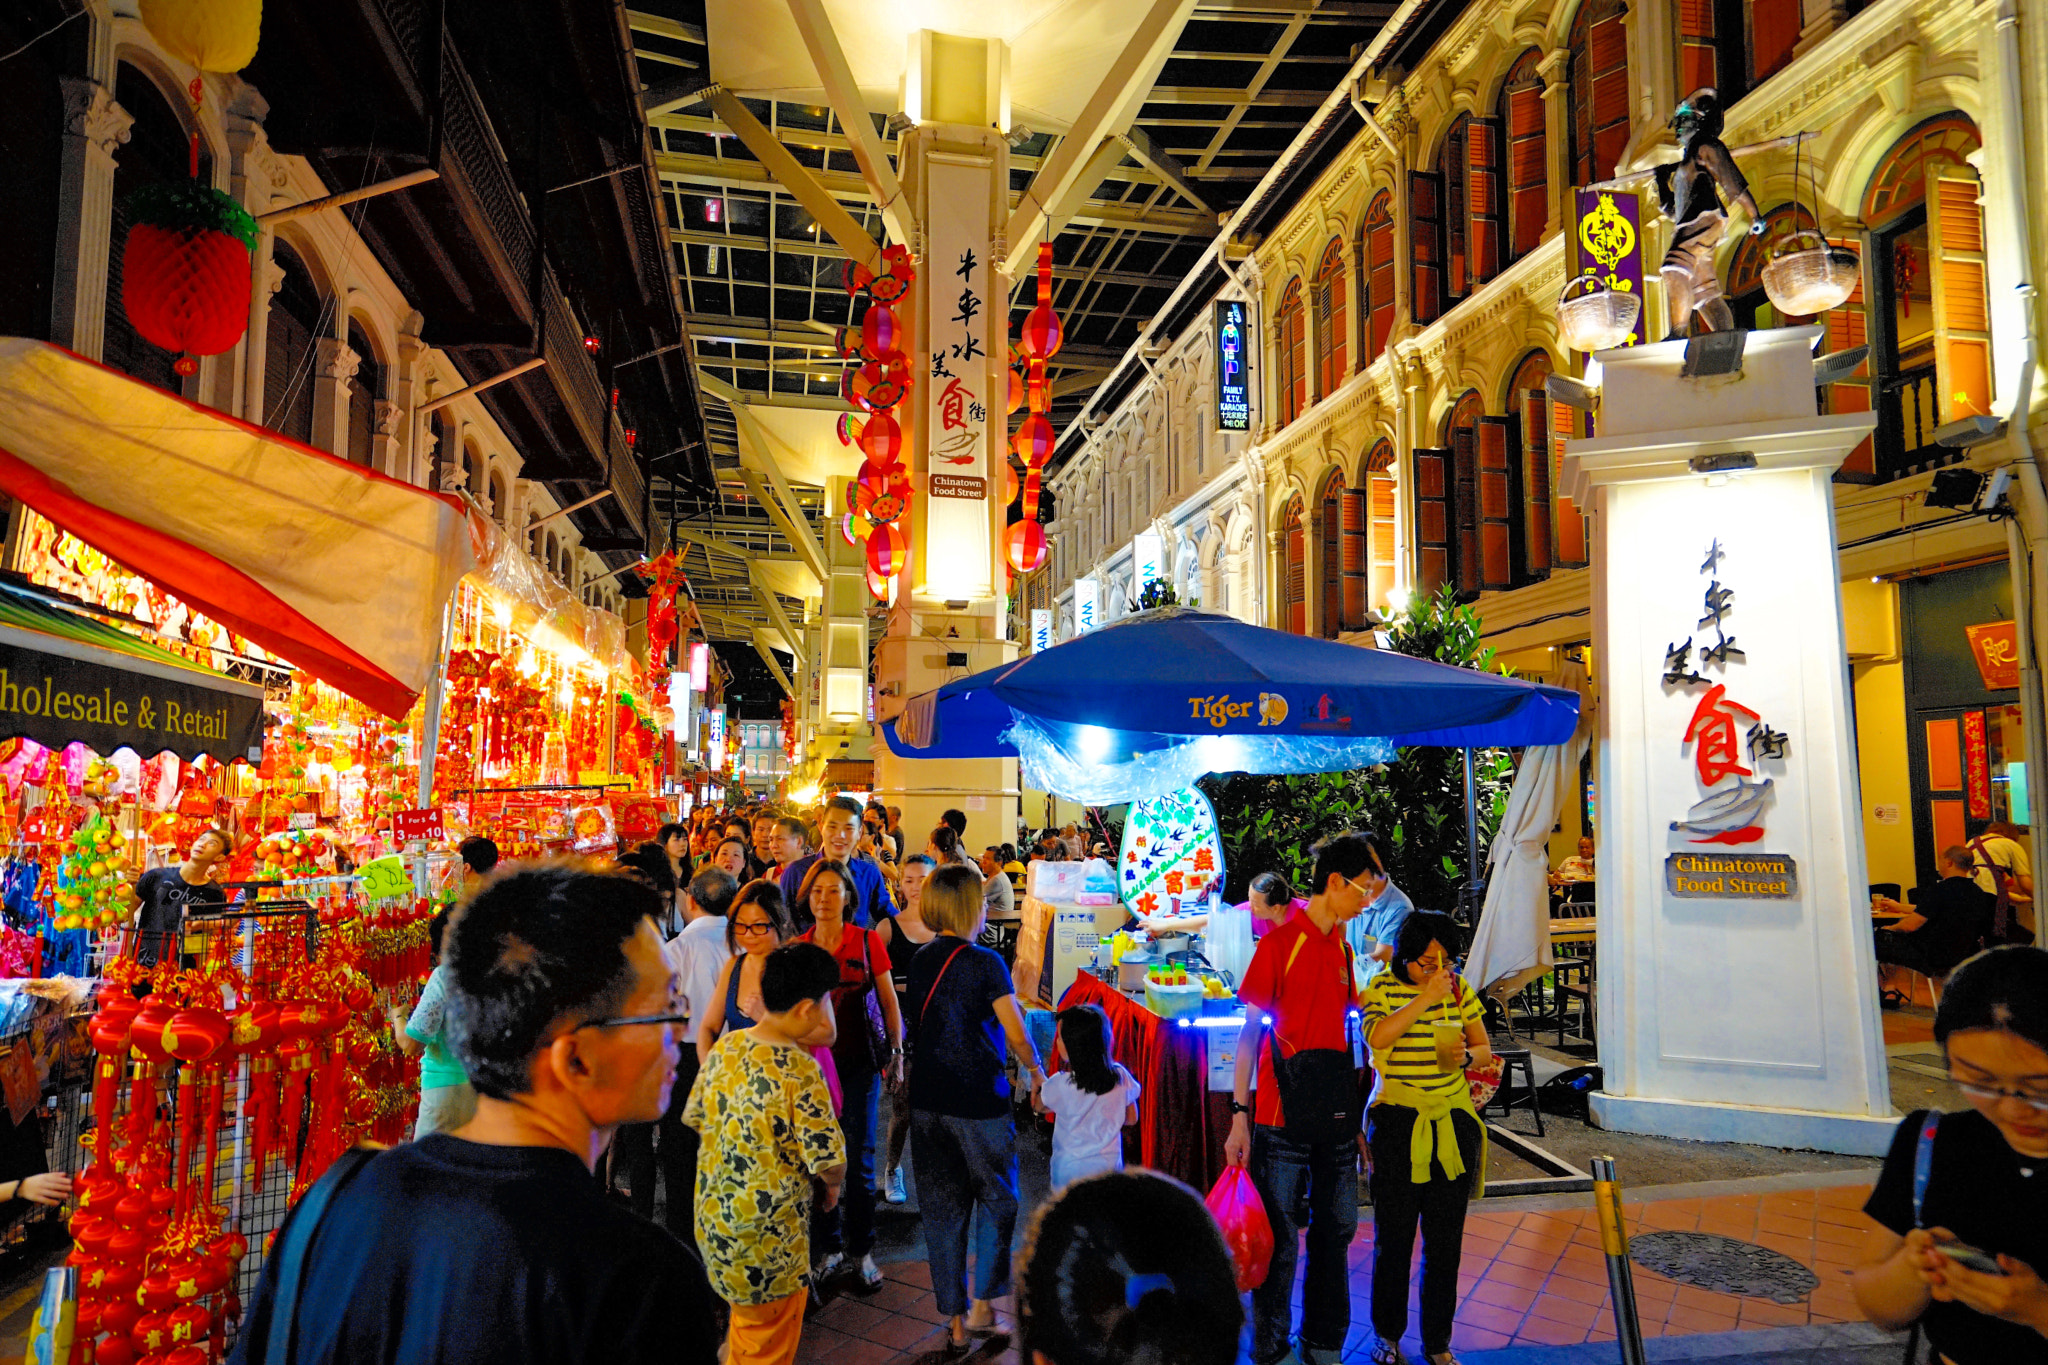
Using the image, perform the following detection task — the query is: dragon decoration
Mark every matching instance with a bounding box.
[838,247,919,599]
[630,550,695,671]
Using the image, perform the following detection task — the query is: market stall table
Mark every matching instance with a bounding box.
[1057,972,1231,1192]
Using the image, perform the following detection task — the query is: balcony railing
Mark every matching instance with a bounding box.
[1875,363,1961,482]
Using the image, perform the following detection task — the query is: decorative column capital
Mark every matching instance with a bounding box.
[373,399,403,438]
[60,77,132,157]
[1539,48,1571,87]
[318,337,361,384]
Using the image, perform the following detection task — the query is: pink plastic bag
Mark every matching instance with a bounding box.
[1205,1165,1274,1291]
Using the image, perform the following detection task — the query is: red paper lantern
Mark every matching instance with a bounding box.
[861,304,906,360]
[131,1309,174,1355]
[866,523,908,578]
[73,1216,116,1258]
[128,1001,177,1064]
[1005,519,1048,574]
[1002,462,1020,506]
[161,1008,231,1063]
[864,564,893,600]
[858,411,903,463]
[119,185,256,373]
[861,360,908,410]
[166,1305,208,1348]
[100,1299,143,1339]
[1011,412,1055,467]
[856,458,902,492]
[95,1336,136,1365]
[1016,242,1063,361]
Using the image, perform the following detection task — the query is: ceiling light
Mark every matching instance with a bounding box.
[1005,125,1034,148]
[885,112,915,135]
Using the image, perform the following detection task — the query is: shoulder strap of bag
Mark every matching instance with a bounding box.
[1911,1110,1941,1227]
[919,943,969,1019]
[262,1145,381,1365]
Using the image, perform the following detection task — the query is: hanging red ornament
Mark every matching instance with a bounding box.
[861,303,906,360]
[1005,519,1049,574]
[866,523,909,578]
[1021,467,1044,520]
[120,182,257,375]
[835,412,861,446]
[1017,242,1064,361]
[1002,462,1020,506]
[848,364,877,409]
[852,479,908,528]
[865,564,893,600]
[843,260,874,296]
[855,459,902,497]
[1011,412,1055,466]
[840,368,872,414]
[861,360,908,410]
[858,411,903,463]
[1006,363,1024,415]
[841,510,868,547]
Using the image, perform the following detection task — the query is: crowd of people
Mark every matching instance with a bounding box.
[208,791,2048,1365]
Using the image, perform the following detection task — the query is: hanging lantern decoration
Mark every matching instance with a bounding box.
[862,303,907,360]
[119,181,258,376]
[582,334,602,354]
[858,410,903,465]
[865,564,894,601]
[1002,461,1020,507]
[840,510,867,547]
[866,522,909,578]
[843,259,874,296]
[1017,241,1065,363]
[1020,467,1044,520]
[854,457,901,495]
[622,428,637,449]
[836,412,861,446]
[1006,358,1025,415]
[1005,519,1048,575]
[139,0,262,73]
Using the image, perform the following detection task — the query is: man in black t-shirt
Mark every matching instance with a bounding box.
[229,863,719,1365]
[129,829,230,967]
[1875,847,1997,984]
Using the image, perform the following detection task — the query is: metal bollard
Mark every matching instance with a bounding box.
[1589,1156,1648,1365]
[25,1264,76,1365]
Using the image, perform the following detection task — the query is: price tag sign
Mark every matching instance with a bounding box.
[288,812,317,830]
[358,855,412,903]
[392,808,445,842]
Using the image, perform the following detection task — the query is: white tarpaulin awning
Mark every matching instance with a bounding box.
[0,339,477,717]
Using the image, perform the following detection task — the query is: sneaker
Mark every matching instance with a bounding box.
[885,1167,908,1204]
[963,1301,1000,1335]
[858,1254,884,1289]
[812,1251,844,1282]
[1367,1342,1409,1365]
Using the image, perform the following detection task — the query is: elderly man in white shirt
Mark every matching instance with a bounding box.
[641,865,737,1244]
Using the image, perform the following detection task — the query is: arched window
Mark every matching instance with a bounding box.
[1567,0,1630,187]
[1362,440,1399,611]
[1507,351,1557,580]
[1359,193,1395,364]
[489,469,510,523]
[1311,240,1347,400]
[0,8,64,343]
[1275,280,1307,424]
[105,65,209,391]
[1860,114,1988,481]
[1317,473,1368,637]
[346,321,381,468]
[1498,50,1547,263]
[430,412,455,490]
[1281,497,1307,634]
[1680,0,1801,104]
[1415,393,1489,595]
[265,242,322,444]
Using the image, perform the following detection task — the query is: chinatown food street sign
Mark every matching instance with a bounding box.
[1665,851,1799,899]
[0,624,263,763]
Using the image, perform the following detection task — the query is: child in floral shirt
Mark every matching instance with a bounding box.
[684,943,846,1365]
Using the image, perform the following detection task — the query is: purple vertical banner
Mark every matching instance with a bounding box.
[1572,187,1646,350]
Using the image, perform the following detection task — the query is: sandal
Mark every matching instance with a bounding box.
[1367,1342,1408,1365]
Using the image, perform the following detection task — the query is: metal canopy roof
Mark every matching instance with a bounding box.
[624,0,1393,644]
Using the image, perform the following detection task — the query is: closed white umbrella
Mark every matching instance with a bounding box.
[1465,661,1594,1000]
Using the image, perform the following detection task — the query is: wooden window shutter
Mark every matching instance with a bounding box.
[1314,250,1346,398]
[1367,210,1396,360]
[1368,473,1398,609]
[1466,118,1503,284]
[1505,84,1547,260]
[1519,388,1554,576]
[1587,10,1630,183]
[1551,401,1588,566]
[1451,425,1481,594]
[1925,163,1994,426]
[1751,0,1801,84]
[1825,233,1874,479]
[1285,519,1308,634]
[1476,416,1516,590]
[1412,447,1454,595]
[1443,122,1468,300]
[1678,0,1716,91]
[1410,172,1442,324]
[1340,488,1368,632]
[1287,304,1308,422]
[1317,493,1342,637]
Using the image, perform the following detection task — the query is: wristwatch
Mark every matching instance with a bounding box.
[1229,1100,1251,1116]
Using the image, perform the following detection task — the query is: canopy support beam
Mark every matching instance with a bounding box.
[255,169,441,226]
[420,357,548,413]
[752,628,796,697]
[705,89,882,272]
[785,0,911,247]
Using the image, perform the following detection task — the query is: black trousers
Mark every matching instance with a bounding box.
[615,1047,700,1242]
[1366,1104,1482,1356]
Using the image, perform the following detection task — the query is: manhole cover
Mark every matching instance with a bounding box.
[1626,1231,1820,1304]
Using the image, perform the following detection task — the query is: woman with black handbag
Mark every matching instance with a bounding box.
[1358,911,1493,1365]
[796,858,902,1291]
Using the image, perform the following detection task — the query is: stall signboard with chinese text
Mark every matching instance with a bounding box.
[1573,188,1645,350]
[1031,608,1053,654]
[1965,621,2020,691]
[1964,709,1992,820]
[1134,533,1164,595]
[923,155,995,598]
[1116,785,1226,917]
[393,807,446,842]
[1215,300,1250,431]
[1074,578,1100,633]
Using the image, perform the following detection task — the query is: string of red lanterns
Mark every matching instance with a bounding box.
[1005,242,1063,576]
[839,246,918,598]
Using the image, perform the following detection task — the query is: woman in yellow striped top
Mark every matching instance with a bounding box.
[1358,911,1493,1365]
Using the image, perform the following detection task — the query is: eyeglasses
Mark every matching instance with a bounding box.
[578,1011,690,1031]
[1952,1078,2048,1115]
[1343,872,1384,897]
[732,921,777,937]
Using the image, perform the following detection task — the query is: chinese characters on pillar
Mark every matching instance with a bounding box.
[1663,539,1788,845]
[928,247,989,500]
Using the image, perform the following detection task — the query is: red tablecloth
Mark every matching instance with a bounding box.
[1058,973,1232,1192]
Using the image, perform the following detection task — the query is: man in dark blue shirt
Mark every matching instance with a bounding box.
[229,864,719,1365]
[780,795,897,929]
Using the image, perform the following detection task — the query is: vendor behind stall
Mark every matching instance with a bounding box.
[1137,872,1302,940]
[130,828,230,967]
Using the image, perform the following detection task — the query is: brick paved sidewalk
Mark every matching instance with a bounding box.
[796,1175,1884,1365]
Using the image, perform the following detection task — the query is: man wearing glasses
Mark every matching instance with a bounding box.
[229,863,719,1365]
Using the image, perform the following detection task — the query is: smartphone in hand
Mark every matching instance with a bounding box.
[1935,1240,2009,1276]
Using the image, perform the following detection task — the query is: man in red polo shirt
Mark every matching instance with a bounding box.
[1224,832,1388,1365]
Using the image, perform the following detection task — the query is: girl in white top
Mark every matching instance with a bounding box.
[1035,1003,1141,1189]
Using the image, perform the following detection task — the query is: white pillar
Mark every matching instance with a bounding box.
[51,77,131,360]
[1562,326,1894,1154]
[313,336,359,456]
